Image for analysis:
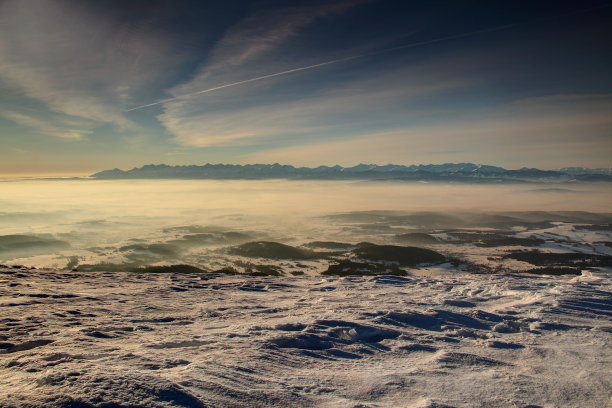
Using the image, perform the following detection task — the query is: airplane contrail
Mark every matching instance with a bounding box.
[125,24,520,112]
[125,5,608,112]
[125,55,368,112]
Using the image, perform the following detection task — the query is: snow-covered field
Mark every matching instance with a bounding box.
[1,267,611,407]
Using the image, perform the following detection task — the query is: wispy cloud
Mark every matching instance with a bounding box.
[157,0,373,147]
[0,0,182,138]
[244,94,612,167]
[0,110,92,140]
[169,0,369,96]
[159,64,470,147]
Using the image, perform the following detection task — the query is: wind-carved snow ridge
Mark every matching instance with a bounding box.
[1,267,611,407]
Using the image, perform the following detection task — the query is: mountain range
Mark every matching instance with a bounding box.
[91,163,612,182]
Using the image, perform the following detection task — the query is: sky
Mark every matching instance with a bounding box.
[0,0,611,176]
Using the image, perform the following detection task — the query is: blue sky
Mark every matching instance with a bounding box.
[0,0,611,176]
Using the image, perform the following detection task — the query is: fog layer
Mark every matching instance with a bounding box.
[0,179,610,269]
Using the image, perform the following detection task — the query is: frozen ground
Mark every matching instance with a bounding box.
[1,266,611,408]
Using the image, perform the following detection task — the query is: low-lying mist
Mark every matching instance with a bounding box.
[1,178,610,270]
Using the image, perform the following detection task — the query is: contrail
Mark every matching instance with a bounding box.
[125,24,519,112]
[125,55,367,112]
[125,5,608,112]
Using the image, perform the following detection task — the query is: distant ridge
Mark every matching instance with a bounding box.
[91,163,612,182]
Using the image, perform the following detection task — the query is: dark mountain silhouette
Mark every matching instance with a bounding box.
[91,163,612,182]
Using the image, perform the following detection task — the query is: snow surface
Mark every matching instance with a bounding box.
[1,267,611,408]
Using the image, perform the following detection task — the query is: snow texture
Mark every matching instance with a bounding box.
[1,267,611,407]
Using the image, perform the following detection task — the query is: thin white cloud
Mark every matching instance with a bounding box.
[157,0,373,146]
[169,0,370,97]
[0,0,181,137]
[0,110,92,140]
[159,67,469,147]
[243,94,612,168]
